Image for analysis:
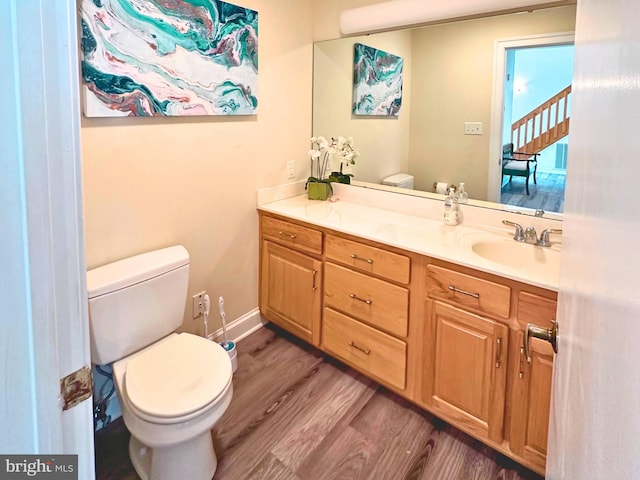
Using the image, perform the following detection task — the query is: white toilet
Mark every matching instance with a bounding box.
[382,173,414,189]
[87,245,233,480]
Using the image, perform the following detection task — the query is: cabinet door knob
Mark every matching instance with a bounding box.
[524,320,558,363]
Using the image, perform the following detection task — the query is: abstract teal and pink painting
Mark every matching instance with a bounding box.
[352,43,403,117]
[81,0,258,117]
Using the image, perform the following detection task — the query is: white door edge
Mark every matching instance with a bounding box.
[1,0,95,477]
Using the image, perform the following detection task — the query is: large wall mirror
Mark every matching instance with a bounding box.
[313,5,576,216]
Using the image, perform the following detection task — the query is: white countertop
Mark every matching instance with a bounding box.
[258,194,560,291]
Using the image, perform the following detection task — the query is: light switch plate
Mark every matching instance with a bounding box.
[287,160,295,179]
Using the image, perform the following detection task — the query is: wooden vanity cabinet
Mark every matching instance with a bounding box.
[322,234,411,392]
[259,211,558,476]
[423,264,510,443]
[259,215,323,346]
[509,292,558,472]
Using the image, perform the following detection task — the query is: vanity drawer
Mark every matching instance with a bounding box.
[261,216,323,256]
[323,307,407,391]
[325,262,409,337]
[517,292,558,329]
[325,234,411,284]
[426,264,511,319]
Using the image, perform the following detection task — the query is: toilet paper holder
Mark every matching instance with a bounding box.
[433,182,456,194]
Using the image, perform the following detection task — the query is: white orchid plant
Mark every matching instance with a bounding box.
[307,136,359,185]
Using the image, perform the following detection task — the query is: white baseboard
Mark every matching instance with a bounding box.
[207,308,267,344]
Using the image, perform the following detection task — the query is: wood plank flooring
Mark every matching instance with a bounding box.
[95,325,543,480]
[501,171,565,213]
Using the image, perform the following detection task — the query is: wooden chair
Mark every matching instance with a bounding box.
[502,143,539,195]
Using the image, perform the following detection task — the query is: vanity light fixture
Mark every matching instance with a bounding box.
[339,0,571,35]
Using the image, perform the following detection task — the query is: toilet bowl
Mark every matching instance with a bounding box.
[114,334,233,480]
[87,246,233,480]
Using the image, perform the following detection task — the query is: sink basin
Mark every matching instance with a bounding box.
[471,238,561,271]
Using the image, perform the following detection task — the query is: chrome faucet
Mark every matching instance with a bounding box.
[524,226,539,245]
[502,220,563,247]
[538,228,563,247]
[502,220,525,242]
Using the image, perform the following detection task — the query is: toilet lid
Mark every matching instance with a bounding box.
[125,333,232,419]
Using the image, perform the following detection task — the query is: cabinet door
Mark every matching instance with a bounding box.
[260,241,322,345]
[510,333,555,472]
[423,301,508,443]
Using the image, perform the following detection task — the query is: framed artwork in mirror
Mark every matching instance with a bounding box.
[352,43,403,117]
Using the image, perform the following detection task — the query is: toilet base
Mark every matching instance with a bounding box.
[129,431,217,480]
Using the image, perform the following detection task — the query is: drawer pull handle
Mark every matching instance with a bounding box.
[278,230,297,240]
[349,293,372,305]
[312,269,318,292]
[348,340,371,355]
[495,337,503,369]
[350,254,374,264]
[448,285,480,299]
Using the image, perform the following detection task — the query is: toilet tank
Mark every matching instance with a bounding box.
[87,246,190,365]
[382,173,414,189]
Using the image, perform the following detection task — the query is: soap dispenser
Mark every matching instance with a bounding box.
[443,187,459,225]
[457,182,468,204]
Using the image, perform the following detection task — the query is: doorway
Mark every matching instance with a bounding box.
[501,44,574,212]
[488,32,575,212]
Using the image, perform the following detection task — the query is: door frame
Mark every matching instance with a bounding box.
[0,0,94,477]
[487,32,575,203]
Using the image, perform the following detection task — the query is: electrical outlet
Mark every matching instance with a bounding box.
[464,122,483,135]
[287,160,296,179]
[192,291,206,318]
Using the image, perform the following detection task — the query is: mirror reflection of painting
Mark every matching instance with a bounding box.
[352,43,403,116]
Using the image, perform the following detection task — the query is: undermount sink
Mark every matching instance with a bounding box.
[470,238,561,271]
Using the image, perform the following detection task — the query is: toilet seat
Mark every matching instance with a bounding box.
[124,333,232,424]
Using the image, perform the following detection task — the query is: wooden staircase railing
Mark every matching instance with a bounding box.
[511,85,571,155]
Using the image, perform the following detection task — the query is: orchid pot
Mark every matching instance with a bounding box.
[307,136,359,201]
[306,179,333,200]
